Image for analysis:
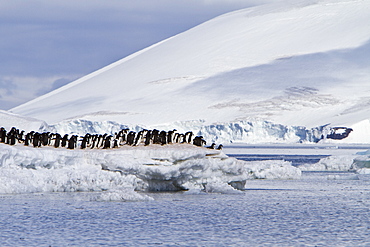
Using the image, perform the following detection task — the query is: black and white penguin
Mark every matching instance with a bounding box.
[144,130,152,146]
[207,143,216,149]
[152,129,160,144]
[118,128,129,145]
[184,131,193,144]
[159,131,167,145]
[80,136,88,149]
[103,135,112,149]
[175,134,185,143]
[126,131,136,145]
[134,130,147,146]
[41,132,51,146]
[53,133,61,148]
[167,129,177,144]
[0,127,6,143]
[216,144,223,150]
[24,132,33,146]
[112,138,119,148]
[33,132,41,147]
[61,134,69,147]
[67,135,78,149]
[90,134,98,149]
[193,136,206,147]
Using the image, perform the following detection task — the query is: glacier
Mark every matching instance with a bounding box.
[41,118,332,144]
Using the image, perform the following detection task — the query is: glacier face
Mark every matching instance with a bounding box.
[40,118,331,144]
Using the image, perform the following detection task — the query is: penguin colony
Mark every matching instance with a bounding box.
[0,127,223,150]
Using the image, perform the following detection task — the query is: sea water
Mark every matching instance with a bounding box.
[1,171,369,246]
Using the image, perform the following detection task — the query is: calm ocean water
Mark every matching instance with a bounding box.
[1,155,369,246]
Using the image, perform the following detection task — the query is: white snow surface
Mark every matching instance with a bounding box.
[0,110,47,133]
[0,143,301,200]
[9,0,370,143]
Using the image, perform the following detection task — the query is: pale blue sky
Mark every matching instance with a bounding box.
[0,0,269,110]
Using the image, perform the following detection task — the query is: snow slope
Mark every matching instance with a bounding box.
[0,110,46,132]
[10,0,370,142]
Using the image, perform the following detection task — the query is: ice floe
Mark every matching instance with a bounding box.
[0,143,301,200]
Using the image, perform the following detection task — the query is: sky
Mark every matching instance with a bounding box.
[0,0,273,110]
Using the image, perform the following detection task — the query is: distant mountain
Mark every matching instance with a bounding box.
[10,0,370,142]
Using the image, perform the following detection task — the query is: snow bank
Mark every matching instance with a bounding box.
[0,143,301,200]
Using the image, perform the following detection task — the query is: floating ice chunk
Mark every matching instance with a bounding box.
[352,156,370,170]
[299,155,357,171]
[246,160,301,179]
[201,177,244,194]
[356,168,370,175]
[92,189,154,202]
[327,174,360,180]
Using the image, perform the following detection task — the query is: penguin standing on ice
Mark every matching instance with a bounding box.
[134,130,147,146]
[193,136,206,147]
[67,135,77,149]
[103,135,112,149]
[17,130,25,144]
[80,134,89,149]
[97,134,107,148]
[0,127,6,143]
[33,132,41,147]
[53,133,61,148]
[159,131,167,145]
[167,129,177,144]
[144,130,152,146]
[90,134,98,149]
[152,129,160,144]
[118,129,129,145]
[185,131,193,144]
[175,134,185,143]
[216,144,223,150]
[207,143,216,149]
[8,132,17,145]
[126,131,136,145]
[41,132,51,146]
[112,138,119,148]
[24,132,33,146]
[61,134,69,147]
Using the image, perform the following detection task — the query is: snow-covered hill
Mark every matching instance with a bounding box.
[10,0,370,143]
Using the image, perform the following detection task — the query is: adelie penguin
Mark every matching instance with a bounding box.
[61,134,69,147]
[207,143,216,149]
[67,135,77,149]
[103,135,112,149]
[53,133,61,148]
[0,127,6,143]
